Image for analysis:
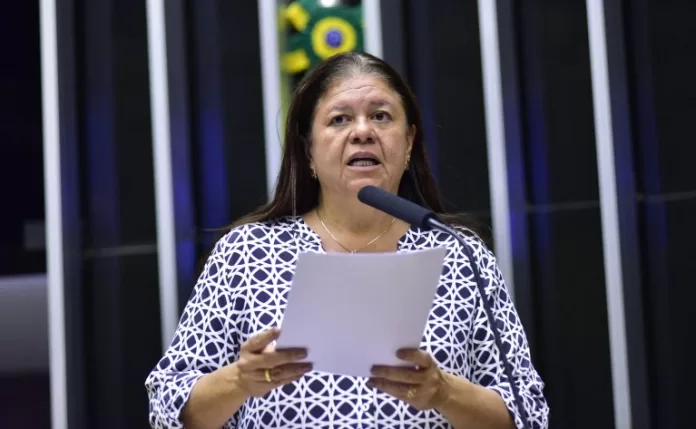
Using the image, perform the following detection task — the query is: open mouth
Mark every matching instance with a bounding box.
[347,154,380,167]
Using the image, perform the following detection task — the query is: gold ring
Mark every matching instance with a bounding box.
[406,387,417,399]
[264,369,272,383]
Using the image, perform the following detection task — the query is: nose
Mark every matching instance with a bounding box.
[350,117,374,144]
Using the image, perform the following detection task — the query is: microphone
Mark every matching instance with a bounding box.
[358,185,531,429]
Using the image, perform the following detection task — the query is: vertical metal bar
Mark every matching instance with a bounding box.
[39,1,67,427]
[257,0,283,200]
[607,0,653,423]
[56,0,86,424]
[363,0,383,58]
[163,0,198,314]
[146,0,179,350]
[477,0,515,298]
[586,1,632,428]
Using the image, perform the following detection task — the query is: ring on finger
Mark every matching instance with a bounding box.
[264,368,273,383]
[406,386,417,399]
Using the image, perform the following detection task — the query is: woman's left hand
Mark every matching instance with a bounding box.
[367,349,451,411]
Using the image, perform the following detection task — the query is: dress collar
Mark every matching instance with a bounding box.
[286,216,422,254]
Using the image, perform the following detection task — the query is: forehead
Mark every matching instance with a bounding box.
[317,75,400,109]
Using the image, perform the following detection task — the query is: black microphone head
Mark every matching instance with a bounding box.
[357,185,435,229]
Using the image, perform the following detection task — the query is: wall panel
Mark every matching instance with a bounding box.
[515,1,614,427]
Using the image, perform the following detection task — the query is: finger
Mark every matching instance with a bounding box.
[396,348,434,368]
[250,347,308,369]
[370,365,427,384]
[241,328,281,353]
[367,378,416,401]
[271,368,312,388]
[248,362,313,382]
[269,362,314,384]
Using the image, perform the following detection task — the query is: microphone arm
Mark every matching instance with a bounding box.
[357,186,530,429]
[426,217,530,429]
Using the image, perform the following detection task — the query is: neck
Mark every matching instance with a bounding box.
[316,190,393,236]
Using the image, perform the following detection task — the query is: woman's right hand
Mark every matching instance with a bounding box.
[232,328,312,398]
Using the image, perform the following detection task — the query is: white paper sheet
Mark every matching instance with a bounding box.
[275,247,447,378]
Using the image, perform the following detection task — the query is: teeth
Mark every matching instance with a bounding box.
[350,159,378,167]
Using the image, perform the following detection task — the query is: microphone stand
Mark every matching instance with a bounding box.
[427,217,531,429]
[356,185,532,428]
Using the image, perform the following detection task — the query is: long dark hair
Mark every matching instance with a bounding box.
[230,51,474,228]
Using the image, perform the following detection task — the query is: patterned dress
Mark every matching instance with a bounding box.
[146,216,549,428]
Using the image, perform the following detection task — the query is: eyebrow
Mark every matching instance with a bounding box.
[327,99,393,112]
[368,100,391,108]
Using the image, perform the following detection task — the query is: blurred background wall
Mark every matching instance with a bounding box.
[1,0,694,428]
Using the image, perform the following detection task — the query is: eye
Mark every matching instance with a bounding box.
[330,115,349,125]
[372,111,392,122]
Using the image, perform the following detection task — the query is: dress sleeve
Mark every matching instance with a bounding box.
[145,233,240,429]
[466,240,550,429]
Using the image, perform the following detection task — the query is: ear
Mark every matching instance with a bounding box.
[406,124,416,154]
[304,135,314,161]
[307,146,316,173]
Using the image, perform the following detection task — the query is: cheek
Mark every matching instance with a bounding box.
[380,131,409,156]
[310,135,342,165]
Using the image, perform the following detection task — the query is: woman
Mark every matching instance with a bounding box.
[146,52,549,429]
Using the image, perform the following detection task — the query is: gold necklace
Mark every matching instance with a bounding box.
[317,211,396,254]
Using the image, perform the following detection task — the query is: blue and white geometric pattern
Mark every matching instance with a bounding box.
[146,217,549,428]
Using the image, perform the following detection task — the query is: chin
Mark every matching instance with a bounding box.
[347,178,394,194]
[346,178,379,191]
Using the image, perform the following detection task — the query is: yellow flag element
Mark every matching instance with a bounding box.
[282,49,311,74]
[285,2,310,32]
[311,16,357,59]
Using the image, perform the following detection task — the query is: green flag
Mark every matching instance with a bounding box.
[282,0,363,75]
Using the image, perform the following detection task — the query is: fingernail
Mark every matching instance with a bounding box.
[396,349,408,358]
[366,379,375,388]
[297,350,307,359]
[370,366,379,376]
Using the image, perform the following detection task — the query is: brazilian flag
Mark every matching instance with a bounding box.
[281,0,363,75]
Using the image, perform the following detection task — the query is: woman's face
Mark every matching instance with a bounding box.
[309,74,415,199]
